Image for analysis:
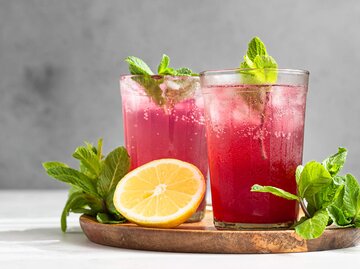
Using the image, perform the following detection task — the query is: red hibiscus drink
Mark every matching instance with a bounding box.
[200,69,309,229]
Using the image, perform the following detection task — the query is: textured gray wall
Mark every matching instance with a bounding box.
[0,0,359,189]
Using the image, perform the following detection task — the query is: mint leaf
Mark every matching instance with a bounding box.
[97,138,103,159]
[45,166,98,197]
[242,54,255,69]
[253,55,278,83]
[308,181,344,214]
[175,67,194,76]
[79,142,101,176]
[296,165,304,184]
[253,55,277,68]
[246,36,267,61]
[157,55,196,76]
[125,56,154,75]
[61,191,103,232]
[322,147,347,177]
[159,67,176,75]
[68,185,83,196]
[72,146,102,178]
[96,213,127,224]
[333,175,346,185]
[60,191,102,232]
[43,161,68,170]
[327,204,352,227]
[105,189,121,216]
[295,209,329,239]
[97,147,130,198]
[342,174,360,219]
[84,141,98,155]
[240,36,278,84]
[132,76,165,106]
[326,175,360,227]
[298,161,332,199]
[61,191,85,232]
[251,184,299,201]
[157,54,170,74]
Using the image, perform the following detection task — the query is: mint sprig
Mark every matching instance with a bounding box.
[251,147,360,239]
[43,139,130,232]
[157,54,198,76]
[125,56,154,76]
[157,54,170,74]
[125,54,198,107]
[238,37,278,160]
[240,36,278,84]
[131,75,166,107]
[126,54,197,77]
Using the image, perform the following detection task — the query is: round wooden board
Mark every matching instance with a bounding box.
[80,210,360,254]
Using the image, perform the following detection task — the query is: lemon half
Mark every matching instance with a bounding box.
[113,159,205,228]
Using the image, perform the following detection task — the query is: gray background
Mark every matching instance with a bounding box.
[0,0,359,189]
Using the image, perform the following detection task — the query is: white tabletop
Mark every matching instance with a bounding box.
[0,190,359,269]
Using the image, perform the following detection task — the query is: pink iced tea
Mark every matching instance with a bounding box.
[120,75,208,221]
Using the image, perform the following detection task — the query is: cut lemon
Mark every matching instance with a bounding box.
[113,159,205,228]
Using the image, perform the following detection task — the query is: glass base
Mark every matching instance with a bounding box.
[214,218,294,230]
[186,209,205,223]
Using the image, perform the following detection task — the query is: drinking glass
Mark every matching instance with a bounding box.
[120,75,208,222]
[200,68,309,229]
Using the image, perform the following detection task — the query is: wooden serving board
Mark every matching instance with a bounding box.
[80,210,360,254]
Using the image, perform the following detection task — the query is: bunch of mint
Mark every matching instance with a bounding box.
[124,55,197,107]
[43,139,130,232]
[252,148,360,239]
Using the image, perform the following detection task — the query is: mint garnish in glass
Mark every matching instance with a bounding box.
[240,36,278,84]
[238,37,278,159]
[124,55,198,108]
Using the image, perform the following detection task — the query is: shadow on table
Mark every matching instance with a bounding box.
[0,227,109,252]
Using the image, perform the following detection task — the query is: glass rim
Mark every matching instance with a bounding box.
[120,74,199,79]
[199,68,310,77]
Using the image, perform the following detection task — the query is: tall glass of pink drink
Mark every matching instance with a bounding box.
[200,69,309,229]
[120,75,208,222]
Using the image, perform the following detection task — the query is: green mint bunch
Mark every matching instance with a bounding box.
[240,36,278,84]
[124,54,197,107]
[251,148,360,239]
[43,139,130,232]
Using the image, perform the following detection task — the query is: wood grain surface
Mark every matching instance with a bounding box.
[80,210,360,253]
